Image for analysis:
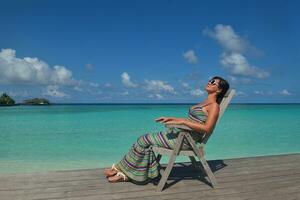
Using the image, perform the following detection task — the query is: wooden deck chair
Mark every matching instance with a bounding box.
[152,89,235,192]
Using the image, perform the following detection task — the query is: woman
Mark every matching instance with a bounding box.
[104,76,229,183]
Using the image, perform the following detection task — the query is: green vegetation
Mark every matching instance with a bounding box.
[0,93,15,106]
[23,98,50,105]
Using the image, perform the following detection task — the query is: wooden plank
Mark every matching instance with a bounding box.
[1,154,300,190]
[0,155,300,186]
[1,157,299,192]
[0,154,299,200]
[3,176,297,200]
[1,176,299,200]
[1,167,299,195]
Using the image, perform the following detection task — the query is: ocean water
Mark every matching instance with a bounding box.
[0,104,300,174]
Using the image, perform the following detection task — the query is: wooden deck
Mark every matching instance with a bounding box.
[1,153,300,200]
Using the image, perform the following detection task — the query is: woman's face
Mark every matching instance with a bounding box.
[205,78,221,94]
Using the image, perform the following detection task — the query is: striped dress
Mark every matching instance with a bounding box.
[115,103,210,182]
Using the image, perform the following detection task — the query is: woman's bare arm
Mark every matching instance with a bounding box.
[163,104,220,134]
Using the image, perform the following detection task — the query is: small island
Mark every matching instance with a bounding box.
[0,93,15,106]
[23,98,50,105]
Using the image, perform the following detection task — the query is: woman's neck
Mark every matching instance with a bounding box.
[204,93,217,104]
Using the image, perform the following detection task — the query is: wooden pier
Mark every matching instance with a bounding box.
[1,153,300,200]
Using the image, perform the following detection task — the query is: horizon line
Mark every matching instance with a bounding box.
[12,102,300,105]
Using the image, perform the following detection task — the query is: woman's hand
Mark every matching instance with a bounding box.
[163,118,186,125]
[155,116,176,123]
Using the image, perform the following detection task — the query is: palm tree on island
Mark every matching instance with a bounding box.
[0,93,15,106]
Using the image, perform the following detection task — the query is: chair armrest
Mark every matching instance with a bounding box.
[164,124,193,131]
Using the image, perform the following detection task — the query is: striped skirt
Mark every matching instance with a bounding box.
[115,129,192,182]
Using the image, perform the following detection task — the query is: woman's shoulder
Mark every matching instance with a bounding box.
[206,102,220,113]
[209,102,219,107]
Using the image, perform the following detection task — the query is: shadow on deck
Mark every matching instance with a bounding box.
[147,159,227,190]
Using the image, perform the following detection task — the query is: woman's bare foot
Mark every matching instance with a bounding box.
[108,172,129,183]
[103,164,119,177]
[104,168,118,177]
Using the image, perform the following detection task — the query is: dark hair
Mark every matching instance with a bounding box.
[212,76,230,104]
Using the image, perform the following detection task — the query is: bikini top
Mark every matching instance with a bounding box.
[187,102,212,123]
[180,102,213,142]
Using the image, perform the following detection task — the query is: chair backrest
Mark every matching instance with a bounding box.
[201,89,235,144]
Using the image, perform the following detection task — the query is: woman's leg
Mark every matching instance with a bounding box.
[110,131,186,183]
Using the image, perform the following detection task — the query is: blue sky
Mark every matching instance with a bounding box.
[0,0,299,103]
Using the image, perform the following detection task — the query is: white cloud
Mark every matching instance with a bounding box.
[227,75,252,84]
[51,65,73,85]
[254,90,264,95]
[148,94,164,99]
[190,89,205,96]
[221,52,269,78]
[204,25,269,79]
[204,24,247,53]
[279,89,291,96]
[44,85,69,98]
[0,49,76,85]
[236,91,247,97]
[181,82,190,88]
[183,50,198,64]
[73,86,83,92]
[122,91,129,96]
[227,75,237,83]
[89,82,99,87]
[144,80,175,94]
[121,72,137,88]
[240,77,252,84]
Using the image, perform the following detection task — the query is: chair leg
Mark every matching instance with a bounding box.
[156,153,176,192]
[185,134,217,188]
[156,132,185,192]
[197,156,217,187]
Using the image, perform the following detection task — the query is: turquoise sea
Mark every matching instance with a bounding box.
[0,104,300,174]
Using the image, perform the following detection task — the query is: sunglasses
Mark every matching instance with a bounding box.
[208,79,220,87]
